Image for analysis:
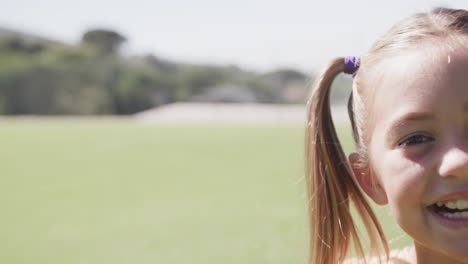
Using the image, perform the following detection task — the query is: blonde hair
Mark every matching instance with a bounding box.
[305,7,468,264]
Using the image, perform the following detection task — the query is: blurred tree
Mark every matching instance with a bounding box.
[80,29,127,112]
[81,29,126,55]
[0,36,45,54]
[260,69,308,103]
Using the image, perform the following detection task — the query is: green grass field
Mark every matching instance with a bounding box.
[0,119,410,264]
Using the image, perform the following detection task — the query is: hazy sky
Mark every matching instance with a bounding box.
[1,0,467,72]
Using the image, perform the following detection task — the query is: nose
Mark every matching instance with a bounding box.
[438,147,468,178]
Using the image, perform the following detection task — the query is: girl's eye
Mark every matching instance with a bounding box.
[398,134,434,147]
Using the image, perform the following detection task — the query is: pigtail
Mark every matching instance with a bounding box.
[305,58,389,263]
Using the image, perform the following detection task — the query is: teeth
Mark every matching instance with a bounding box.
[447,201,457,209]
[441,211,468,219]
[436,199,468,210]
[457,200,468,209]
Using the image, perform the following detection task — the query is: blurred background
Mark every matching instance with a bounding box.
[0,0,466,263]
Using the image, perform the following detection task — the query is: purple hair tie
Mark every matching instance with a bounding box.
[344,56,360,75]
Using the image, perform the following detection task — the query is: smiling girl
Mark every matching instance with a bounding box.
[306,7,468,264]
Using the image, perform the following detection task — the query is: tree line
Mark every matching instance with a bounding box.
[0,28,350,115]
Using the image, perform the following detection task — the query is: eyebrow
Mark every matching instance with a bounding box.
[392,112,435,125]
[385,101,468,143]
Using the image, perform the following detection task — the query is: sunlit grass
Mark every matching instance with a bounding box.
[0,118,409,264]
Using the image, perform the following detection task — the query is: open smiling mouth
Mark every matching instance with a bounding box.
[429,200,468,219]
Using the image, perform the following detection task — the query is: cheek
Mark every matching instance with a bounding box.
[378,151,429,216]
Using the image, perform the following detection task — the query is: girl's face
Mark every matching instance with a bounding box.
[357,44,468,263]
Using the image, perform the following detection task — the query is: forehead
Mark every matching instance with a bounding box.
[370,45,468,119]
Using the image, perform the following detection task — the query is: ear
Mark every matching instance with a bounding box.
[349,152,388,205]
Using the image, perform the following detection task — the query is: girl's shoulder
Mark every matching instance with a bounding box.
[344,246,415,264]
